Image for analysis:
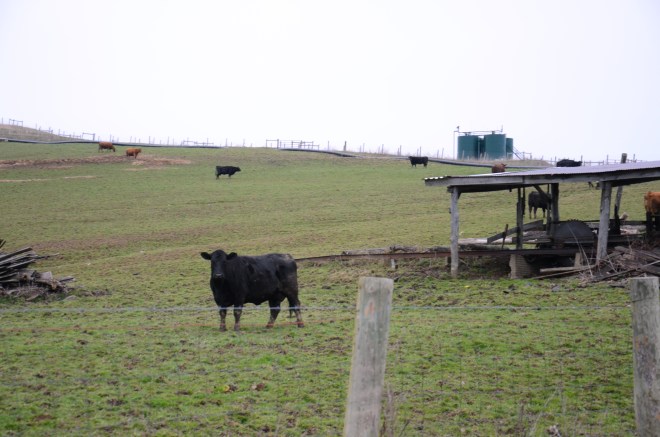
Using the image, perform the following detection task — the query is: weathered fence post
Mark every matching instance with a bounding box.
[450,187,460,278]
[344,277,394,437]
[630,276,660,435]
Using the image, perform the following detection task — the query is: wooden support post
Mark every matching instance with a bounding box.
[344,277,394,437]
[549,183,560,235]
[450,187,460,278]
[516,188,524,249]
[630,277,660,435]
[614,153,627,214]
[597,181,612,261]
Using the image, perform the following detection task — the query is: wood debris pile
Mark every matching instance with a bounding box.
[0,240,74,300]
[582,243,660,283]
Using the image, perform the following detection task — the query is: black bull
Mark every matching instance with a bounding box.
[556,159,582,167]
[215,166,241,178]
[408,156,428,167]
[200,250,304,331]
[528,191,549,218]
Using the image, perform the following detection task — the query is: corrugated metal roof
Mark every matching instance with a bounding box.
[424,160,660,191]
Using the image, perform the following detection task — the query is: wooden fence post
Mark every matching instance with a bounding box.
[450,187,460,278]
[630,276,660,435]
[344,277,394,437]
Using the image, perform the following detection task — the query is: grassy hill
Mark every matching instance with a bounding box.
[0,124,80,142]
[0,141,651,435]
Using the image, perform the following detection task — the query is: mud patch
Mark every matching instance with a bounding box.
[0,175,97,183]
[0,154,192,170]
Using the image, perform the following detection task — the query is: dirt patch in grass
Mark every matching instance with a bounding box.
[0,154,192,170]
[0,175,98,183]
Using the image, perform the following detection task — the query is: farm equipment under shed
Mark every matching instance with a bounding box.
[424,159,660,277]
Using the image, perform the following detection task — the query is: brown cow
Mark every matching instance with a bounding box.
[491,163,507,173]
[645,191,660,215]
[98,141,115,152]
[126,148,141,158]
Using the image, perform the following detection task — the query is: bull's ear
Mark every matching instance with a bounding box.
[201,252,211,260]
[227,252,238,260]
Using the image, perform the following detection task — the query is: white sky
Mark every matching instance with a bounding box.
[1,0,659,161]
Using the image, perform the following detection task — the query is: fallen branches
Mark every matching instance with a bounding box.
[582,244,660,283]
[0,240,74,300]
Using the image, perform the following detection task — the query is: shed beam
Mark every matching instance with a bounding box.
[597,181,612,260]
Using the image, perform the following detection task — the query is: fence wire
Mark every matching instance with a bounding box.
[0,304,635,435]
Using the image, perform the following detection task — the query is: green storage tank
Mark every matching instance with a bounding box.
[457,135,479,159]
[483,134,506,159]
[506,137,514,159]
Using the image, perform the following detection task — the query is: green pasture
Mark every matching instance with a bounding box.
[0,142,654,435]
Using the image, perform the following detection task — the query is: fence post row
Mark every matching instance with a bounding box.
[630,276,660,435]
[344,277,394,437]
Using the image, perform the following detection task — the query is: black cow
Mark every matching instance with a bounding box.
[408,156,428,167]
[200,249,304,331]
[215,166,241,178]
[528,191,549,218]
[556,159,582,167]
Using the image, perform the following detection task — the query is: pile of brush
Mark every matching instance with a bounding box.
[583,243,660,283]
[0,240,74,300]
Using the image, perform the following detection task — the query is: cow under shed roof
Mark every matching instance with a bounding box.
[424,160,660,277]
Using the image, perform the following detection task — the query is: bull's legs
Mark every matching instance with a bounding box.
[287,297,304,328]
[233,307,243,331]
[266,301,281,328]
[218,308,228,331]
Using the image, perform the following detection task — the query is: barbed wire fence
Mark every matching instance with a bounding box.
[1,299,637,435]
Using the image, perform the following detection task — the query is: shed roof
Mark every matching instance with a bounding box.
[424,160,660,193]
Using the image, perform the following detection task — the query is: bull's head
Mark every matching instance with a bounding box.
[201,250,238,280]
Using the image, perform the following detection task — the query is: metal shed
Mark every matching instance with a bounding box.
[424,160,660,277]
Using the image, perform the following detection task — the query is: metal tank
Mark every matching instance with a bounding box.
[506,137,514,159]
[457,135,479,160]
[483,133,507,159]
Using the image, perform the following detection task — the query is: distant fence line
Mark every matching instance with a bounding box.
[0,117,642,165]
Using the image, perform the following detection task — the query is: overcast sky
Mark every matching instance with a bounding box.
[1,0,659,162]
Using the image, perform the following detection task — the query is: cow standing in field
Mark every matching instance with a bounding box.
[491,163,507,173]
[98,141,115,152]
[215,166,241,178]
[645,192,660,216]
[528,191,549,218]
[557,159,582,167]
[645,191,660,232]
[126,148,141,158]
[200,249,304,331]
[408,156,428,167]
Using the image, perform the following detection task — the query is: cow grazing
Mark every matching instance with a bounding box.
[645,192,660,216]
[200,250,304,331]
[408,156,428,168]
[491,163,507,173]
[528,191,549,218]
[215,166,241,179]
[557,159,582,167]
[126,148,141,158]
[98,141,115,152]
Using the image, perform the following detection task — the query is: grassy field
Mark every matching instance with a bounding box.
[0,142,655,435]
